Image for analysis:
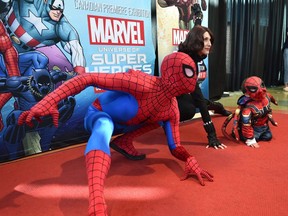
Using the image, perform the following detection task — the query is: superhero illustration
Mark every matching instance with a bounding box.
[0,50,50,133]
[158,0,207,29]
[0,0,86,133]
[0,67,76,161]
[0,19,19,76]
[18,52,214,215]
[0,19,21,132]
[222,76,278,148]
[0,19,73,161]
[0,0,86,74]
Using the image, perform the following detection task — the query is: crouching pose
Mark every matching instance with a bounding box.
[222,76,278,148]
[18,52,213,216]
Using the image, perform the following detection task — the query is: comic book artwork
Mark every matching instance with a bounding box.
[156,0,210,98]
[0,0,155,162]
[0,0,88,162]
[1,0,86,73]
[157,0,207,30]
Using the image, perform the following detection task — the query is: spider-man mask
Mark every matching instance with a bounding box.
[241,76,266,101]
[160,52,197,96]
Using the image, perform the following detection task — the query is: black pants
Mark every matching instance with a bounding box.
[176,84,211,122]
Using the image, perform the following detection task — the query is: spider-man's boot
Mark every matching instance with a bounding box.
[110,124,160,161]
[110,134,146,160]
[86,150,111,216]
[204,121,222,148]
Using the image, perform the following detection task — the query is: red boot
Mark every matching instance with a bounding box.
[85,150,111,216]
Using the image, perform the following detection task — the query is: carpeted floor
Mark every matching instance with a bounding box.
[0,112,288,216]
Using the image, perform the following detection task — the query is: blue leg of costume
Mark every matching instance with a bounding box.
[84,105,114,215]
[84,105,114,156]
[254,126,272,141]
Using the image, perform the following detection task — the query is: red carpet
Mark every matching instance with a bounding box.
[0,112,288,216]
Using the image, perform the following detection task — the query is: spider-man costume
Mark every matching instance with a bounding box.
[222,76,278,147]
[18,52,214,215]
[0,20,19,76]
[0,19,20,131]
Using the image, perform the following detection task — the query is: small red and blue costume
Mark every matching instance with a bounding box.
[18,52,213,215]
[222,76,278,147]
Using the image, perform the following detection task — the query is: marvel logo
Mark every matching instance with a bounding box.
[88,15,145,46]
[172,28,189,46]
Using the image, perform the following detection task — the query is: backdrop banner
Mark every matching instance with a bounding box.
[156,0,209,97]
[0,0,154,162]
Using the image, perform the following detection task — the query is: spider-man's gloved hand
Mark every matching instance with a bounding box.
[204,121,227,149]
[171,146,213,185]
[18,95,59,128]
[181,156,213,186]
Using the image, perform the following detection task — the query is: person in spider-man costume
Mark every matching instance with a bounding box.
[18,51,214,215]
[158,0,207,29]
[222,76,278,148]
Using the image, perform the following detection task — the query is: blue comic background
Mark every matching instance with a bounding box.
[0,0,155,162]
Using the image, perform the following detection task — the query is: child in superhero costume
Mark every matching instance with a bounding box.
[222,76,278,148]
[18,52,214,216]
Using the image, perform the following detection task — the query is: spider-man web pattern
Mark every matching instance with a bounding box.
[18,52,214,215]
[0,20,20,77]
[0,20,21,131]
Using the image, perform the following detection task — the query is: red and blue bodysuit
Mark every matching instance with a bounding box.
[237,93,276,143]
[222,76,278,147]
[18,52,213,215]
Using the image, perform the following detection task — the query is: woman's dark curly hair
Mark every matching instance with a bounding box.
[178,25,214,55]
